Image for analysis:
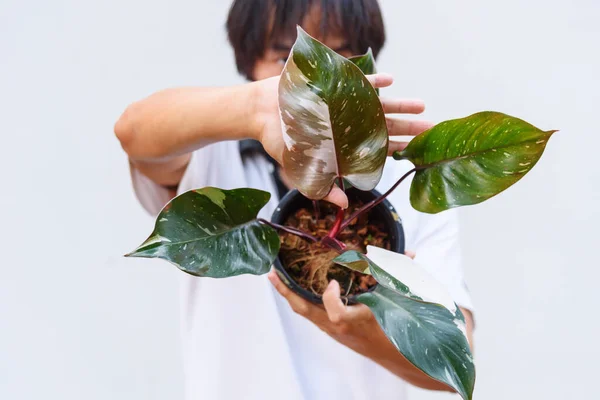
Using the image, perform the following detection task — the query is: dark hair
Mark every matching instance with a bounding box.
[226,0,386,80]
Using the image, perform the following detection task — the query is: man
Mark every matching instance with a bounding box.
[115,1,475,399]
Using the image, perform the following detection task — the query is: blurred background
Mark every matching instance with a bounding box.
[1,0,598,399]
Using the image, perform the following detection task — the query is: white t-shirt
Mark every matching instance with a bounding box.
[131,141,474,400]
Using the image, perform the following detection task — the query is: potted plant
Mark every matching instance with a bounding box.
[126,28,556,400]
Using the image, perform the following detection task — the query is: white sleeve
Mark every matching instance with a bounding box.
[129,145,215,217]
[130,166,172,216]
[381,161,475,315]
[411,209,475,314]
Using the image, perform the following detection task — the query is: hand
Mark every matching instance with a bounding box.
[267,270,385,358]
[267,250,418,361]
[252,74,433,208]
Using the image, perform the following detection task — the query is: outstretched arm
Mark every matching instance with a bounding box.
[114,74,432,204]
[114,83,262,187]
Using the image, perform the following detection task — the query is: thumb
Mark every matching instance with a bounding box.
[323,185,348,209]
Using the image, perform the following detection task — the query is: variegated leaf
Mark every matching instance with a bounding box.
[126,188,280,278]
[394,111,557,213]
[332,249,372,274]
[366,246,460,309]
[358,286,475,400]
[278,27,388,199]
[334,247,475,400]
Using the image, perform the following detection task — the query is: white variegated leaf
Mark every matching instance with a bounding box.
[366,245,458,313]
[126,188,280,278]
[333,248,475,400]
[278,27,388,199]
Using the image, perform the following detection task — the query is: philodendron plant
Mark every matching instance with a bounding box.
[127,27,556,400]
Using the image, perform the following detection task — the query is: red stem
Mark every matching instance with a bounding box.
[322,236,347,253]
[258,219,317,243]
[324,176,347,239]
[328,208,346,239]
[339,168,416,231]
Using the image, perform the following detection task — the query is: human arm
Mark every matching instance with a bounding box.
[114,83,262,187]
[114,75,433,204]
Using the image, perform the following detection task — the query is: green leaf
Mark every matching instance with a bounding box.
[126,187,280,278]
[334,249,413,300]
[348,48,376,75]
[349,48,378,94]
[278,27,388,200]
[358,286,475,400]
[332,250,372,274]
[395,111,556,213]
[336,247,475,399]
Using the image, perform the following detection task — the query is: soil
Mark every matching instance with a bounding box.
[279,200,391,298]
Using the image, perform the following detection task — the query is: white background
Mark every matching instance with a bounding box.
[1,0,598,399]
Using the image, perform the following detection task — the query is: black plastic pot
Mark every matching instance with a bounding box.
[271,187,405,305]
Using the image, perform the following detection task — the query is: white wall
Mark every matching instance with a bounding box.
[1,1,598,399]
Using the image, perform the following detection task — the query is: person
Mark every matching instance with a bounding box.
[115,1,475,399]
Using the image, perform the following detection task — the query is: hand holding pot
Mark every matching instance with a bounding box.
[267,269,386,356]
[266,249,471,392]
[267,250,415,349]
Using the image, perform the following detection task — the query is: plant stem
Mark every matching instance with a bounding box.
[321,236,347,253]
[339,168,417,231]
[344,276,354,297]
[338,177,345,192]
[328,208,346,239]
[324,176,348,240]
[258,219,318,243]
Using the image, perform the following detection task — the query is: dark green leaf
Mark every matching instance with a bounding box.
[126,187,280,278]
[349,48,378,94]
[358,286,475,400]
[279,27,388,200]
[348,48,376,75]
[395,111,556,213]
[336,247,475,399]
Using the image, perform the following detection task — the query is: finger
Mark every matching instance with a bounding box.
[381,98,425,115]
[387,140,410,156]
[268,270,314,318]
[322,280,347,324]
[365,73,394,89]
[405,250,416,260]
[387,118,435,137]
[323,280,373,324]
[323,185,348,209]
[323,280,374,326]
